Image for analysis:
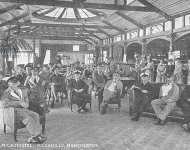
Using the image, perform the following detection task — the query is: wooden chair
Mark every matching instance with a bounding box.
[68,89,92,112]
[2,107,45,142]
[107,97,121,112]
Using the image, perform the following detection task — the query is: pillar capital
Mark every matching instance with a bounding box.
[168,33,176,52]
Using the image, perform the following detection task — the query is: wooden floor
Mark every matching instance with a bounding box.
[1,96,190,150]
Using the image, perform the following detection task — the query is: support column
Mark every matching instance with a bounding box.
[109,44,114,59]
[141,39,147,56]
[123,42,127,63]
[169,19,175,52]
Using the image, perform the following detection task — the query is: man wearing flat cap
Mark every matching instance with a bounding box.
[68,70,90,112]
[151,75,179,125]
[1,77,46,143]
[130,72,153,121]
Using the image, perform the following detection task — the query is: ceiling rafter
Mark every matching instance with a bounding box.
[138,0,172,20]
[83,39,93,45]
[26,22,114,29]
[85,8,104,16]
[38,7,56,16]
[0,0,155,12]
[73,8,81,19]
[57,8,67,19]
[97,28,111,37]
[102,20,124,33]
[0,12,28,27]
[83,28,102,40]
[115,11,144,29]
[4,20,30,32]
[0,3,23,14]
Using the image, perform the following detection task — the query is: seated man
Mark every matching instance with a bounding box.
[1,77,46,143]
[0,71,8,98]
[50,68,66,106]
[15,65,27,85]
[151,75,180,125]
[177,85,190,132]
[25,68,48,113]
[100,73,123,114]
[68,70,90,112]
[92,65,106,110]
[130,72,153,121]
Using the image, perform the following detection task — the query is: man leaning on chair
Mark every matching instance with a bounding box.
[0,77,47,144]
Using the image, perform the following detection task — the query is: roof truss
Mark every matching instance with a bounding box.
[0,0,155,12]
[102,20,124,33]
[115,11,144,29]
[0,3,23,14]
[138,0,172,20]
[0,13,28,27]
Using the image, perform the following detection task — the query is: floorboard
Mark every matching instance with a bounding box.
[0,97,190,150]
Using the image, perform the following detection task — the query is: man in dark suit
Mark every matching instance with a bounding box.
[131,72,153,121]
[177,85,190,132]
[68,70,90,112]
[92,65,106,111]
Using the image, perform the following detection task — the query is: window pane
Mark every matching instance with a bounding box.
[16,52,32,65]
[139,29,144,37]
[44,50,50,64]
[73,45,79,51]
[152,23,163,34]
[102,51,107,62]
[131,30,138,39]
[185,14,190,26]
[122,34,125,40]
[116,35,121,41]
[165,21,172,31]
[146,27,151,35]
[127,33,130,39]
[175,17,183,29]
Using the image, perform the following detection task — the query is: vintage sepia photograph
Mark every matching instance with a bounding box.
[0,0,190,150]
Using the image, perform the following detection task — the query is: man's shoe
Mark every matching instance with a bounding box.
[131,116,139,121]
[83,108,89,112]
[159,119,167,125]
[154,118,161,125]
[77,107,82,113]
[182,123,189,131]
[36,135,47,143]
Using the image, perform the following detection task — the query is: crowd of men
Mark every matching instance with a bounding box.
[1,55,190,143]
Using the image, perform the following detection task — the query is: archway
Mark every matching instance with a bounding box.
[174,33,190,60]
[147,39,170,60]
[126,42,142,62]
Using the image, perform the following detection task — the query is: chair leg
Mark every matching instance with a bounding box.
[14,128,17,142]
[71,103,73,112]
[42,123,46,135]
[118,103,121,112]
[4,124,6,134]
[90,102,92,110]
